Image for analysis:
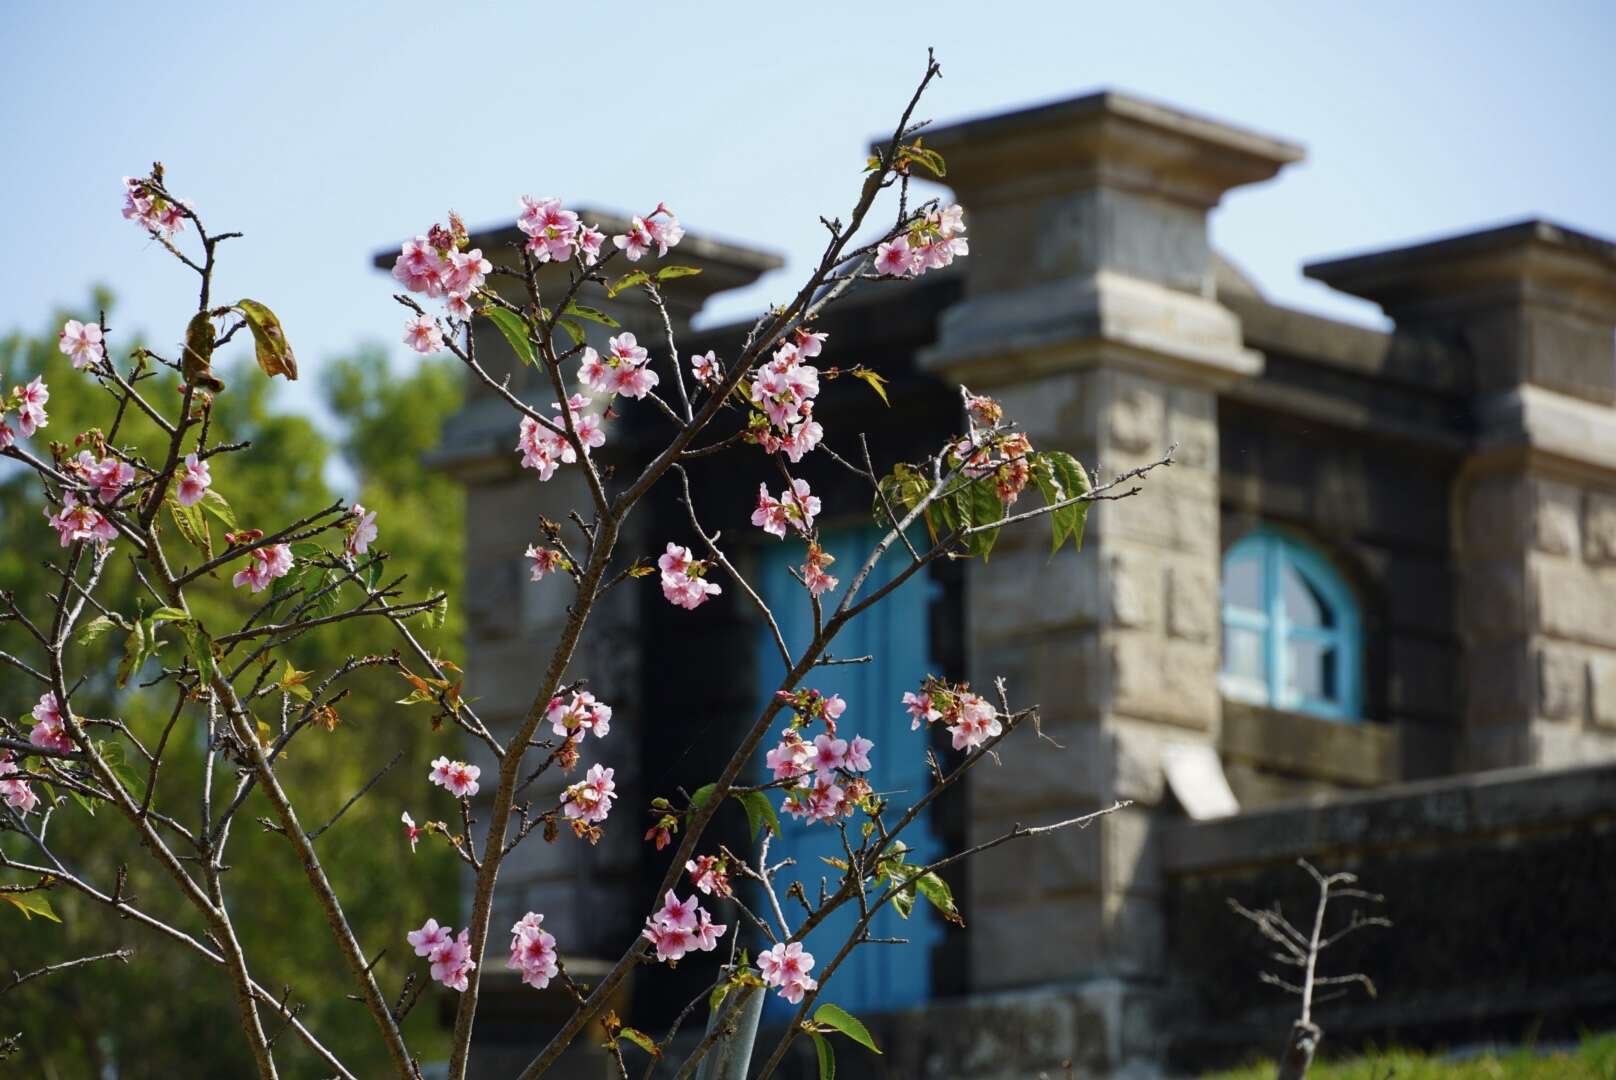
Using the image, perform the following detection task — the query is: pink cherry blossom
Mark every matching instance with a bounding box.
[0,415,14,450]
[59,320,105,369]
[660,569,722,611]
[801,544,838,598]
[646,205,685,255]
[403,314,444,355]
[690,908,726,953]
[792,327,828,358]
[612,217,655,262]
[45,493,119,548]
[758,942,818,1004]
[653,891,700,931]
[846,735,874,773]
[408,918,452,958]
[231,543,293,593]
[658,543,694,577]
[641,890,724,963]
[508,912,559,989]
[443,248,492,297]
[948,692,1002,751]
[561,763,617,824]
[30,692,73,754]
[121,177,190,236]
[766,730,811,781]
[578,224,606,266]
[811,734,848,779]
[175,453,211,507]
[346,504,378,557]
[903,690,941,730]
[74,451,136,504]
[525,544,566,581]
[546,690,613,740]
[0,753,38,814]
[518,196,581,263]
[401,811,422,853]
[392,237,447,296]
[685,855,732,898]
[427,757,480,798]
[429,928,476,991]
[15,377,49,437]
[690,350,721,387]
[875,235,917,277]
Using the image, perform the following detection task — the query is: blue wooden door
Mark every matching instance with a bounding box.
[753,526,942,1017]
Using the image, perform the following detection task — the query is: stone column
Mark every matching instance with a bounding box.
[1308,221,1616,771]
[917,92,1299,1063]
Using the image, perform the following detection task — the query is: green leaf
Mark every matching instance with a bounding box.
[180,621,216,684]
[709,980,731,1012]
[149,607,189,623]
[557,318,587,348]
[100,740,148,802]
[958,477,1004,560]
[617,1027,659,1058]
[289,541,324,560]
[891,882,915,920]
[562,302,620,328]
[873,463,930,536]
[689,783,718,812]
[70,789,97,817]
[810,1032,835,1080]
[424,592,448,631]
[654,265,703,282]
[199,488,238,531]
[814,1004,881,1054]
[234,299,300,380]
[116,618,150,688]
[481,306,536,366]
[168,498,211,558]
[1040,451,1091,554]
[913,871,964,927]
[74,614,120,647]
[1,891,60,923]
[606,270,650,298]
[735,789,781,840]
[850,368,890,406]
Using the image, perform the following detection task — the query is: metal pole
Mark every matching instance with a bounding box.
[694,975,765,1080]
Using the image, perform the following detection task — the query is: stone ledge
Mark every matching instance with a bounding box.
[1163,759,1616,874]
[1219,702,1402,788]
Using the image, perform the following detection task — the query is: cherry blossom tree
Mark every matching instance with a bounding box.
[0,53,1170,1078]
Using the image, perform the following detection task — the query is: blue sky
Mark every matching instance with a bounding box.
[5,1,1613,408]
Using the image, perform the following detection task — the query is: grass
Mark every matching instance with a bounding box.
[1203,1032,1616,1079]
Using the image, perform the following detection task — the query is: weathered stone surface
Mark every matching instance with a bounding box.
[1165,559,1216,642]
[1106,373,1168,455]
[1532,477,1582,556]
[1106,550,1161,630]
[1103,807,1163,898]
[1536,643,1587,722]
[968,544,1103,643]
[1584,490,1616,564]
[971,806,1103,902]
[971,894,1105,989]
[1589,654,1616,730]
[1110,633,1218,731]
[1534,555,1616,649]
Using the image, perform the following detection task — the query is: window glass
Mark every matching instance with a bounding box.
[1280,562,1332,629]
[1223,625,1266,683]
[1285,639,1338,701]
[1224,552,1264,611]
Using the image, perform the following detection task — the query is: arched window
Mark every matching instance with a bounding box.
[1219,529,1361,721]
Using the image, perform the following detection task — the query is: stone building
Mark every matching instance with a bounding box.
[392,89,1616,1076]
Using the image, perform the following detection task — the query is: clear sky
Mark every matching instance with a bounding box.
[5,1,1613,407]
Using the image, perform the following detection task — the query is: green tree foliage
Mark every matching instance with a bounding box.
[0,300,464,1077]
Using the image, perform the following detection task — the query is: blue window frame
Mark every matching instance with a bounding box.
[1219,529,1361,721]
[753,525,943,1017]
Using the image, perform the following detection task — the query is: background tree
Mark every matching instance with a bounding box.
[0,308,463,1077]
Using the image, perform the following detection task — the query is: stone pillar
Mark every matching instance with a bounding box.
[1307,221,1616,771]
[917,92,1300,1063]
[395,219,781,962]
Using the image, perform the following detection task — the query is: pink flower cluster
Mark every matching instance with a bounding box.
[905,681,1002,750]
[749,332,825,463]
[0,753,38,814]
[176,453,211,506]
[391,215,491,322]
[30,692,72,753]
[951,428,1034,506]
[874,203,968,278]
[800,544,839,599]
[758,941,818,1004]
[579,333,659,400]
[657,543,722,611]
[685,854,733,898]
[525,545,566,581]
[546,690,612,740]
[641,890,725,964]
[429,756,481,799]
[45,494,119,547]
[612,203,684,262]
[2,376,50,447]
[69,450,136,505]
[121,176,189,236]
[751,478,820,539]
[517,196,605,266]
[768,690,874,825]
[231,543,293,593]
[516,396,605,482]
[508,912,559,990]
[59,320,105,369]
[407,918,475,992]
[561,763,617,824]
[346,504,378,558]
